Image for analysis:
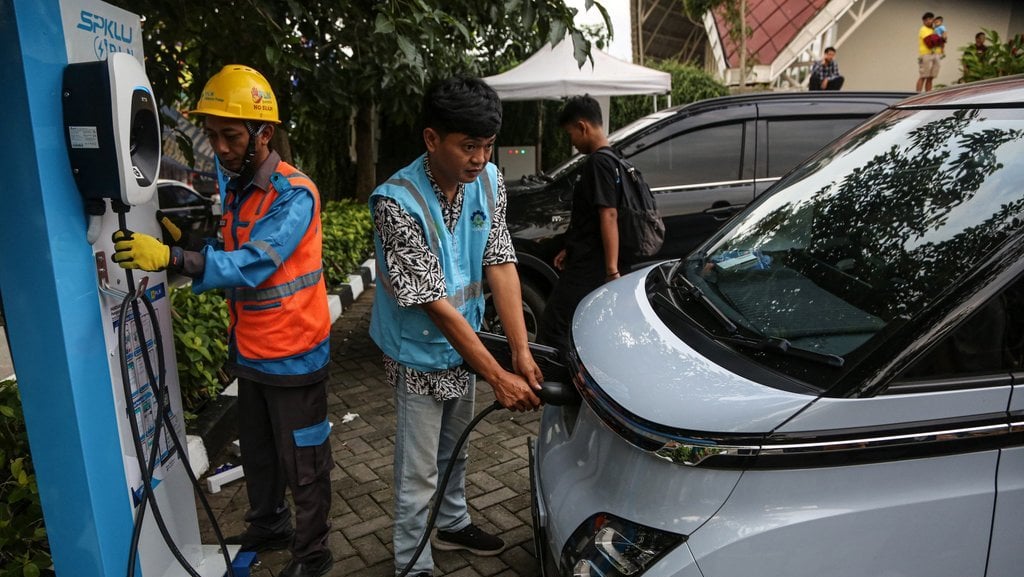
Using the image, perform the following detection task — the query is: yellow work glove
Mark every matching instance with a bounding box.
[111,230,170,271]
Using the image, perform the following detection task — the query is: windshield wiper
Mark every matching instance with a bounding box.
[665,261,844,368]
[715,334,845,368]
[669,271,737,334]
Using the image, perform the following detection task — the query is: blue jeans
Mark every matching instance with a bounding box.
[392,369,475,575]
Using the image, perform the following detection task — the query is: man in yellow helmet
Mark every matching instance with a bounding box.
[111,65,333,577]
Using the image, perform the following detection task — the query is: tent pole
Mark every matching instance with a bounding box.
[536,100,544,174]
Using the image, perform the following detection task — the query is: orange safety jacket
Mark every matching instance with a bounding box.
[221,161,330,372]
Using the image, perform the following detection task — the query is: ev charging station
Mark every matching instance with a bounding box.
[0,0,237,575]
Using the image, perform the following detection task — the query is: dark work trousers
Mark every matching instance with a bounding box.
[537,263,606,354]
[237,376,333,561]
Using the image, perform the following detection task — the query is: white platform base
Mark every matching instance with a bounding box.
[156,544,241,577]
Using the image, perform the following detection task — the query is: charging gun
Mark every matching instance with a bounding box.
[472,331,579,406]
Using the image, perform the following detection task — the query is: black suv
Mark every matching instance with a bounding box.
[500,91,911,337]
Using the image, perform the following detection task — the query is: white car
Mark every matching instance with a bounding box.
[531,76,1024,577]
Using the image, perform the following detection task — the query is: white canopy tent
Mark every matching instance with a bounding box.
[484,39,671,171]
[484,38,671,101]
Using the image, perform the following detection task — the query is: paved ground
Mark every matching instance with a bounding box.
[196,289,545,577]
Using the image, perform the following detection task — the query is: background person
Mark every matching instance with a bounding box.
[918,11,942,92]
[808,46,845,91]
[368,76,543,577]
[111,64,334,577]
[537,95,628,353]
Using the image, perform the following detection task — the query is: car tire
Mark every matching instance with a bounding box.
[482,277,548,343]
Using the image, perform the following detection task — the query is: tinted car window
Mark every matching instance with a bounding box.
[674,107,1024,388]
[628,123,744,188]
[899,278,1024,380]
[766,118,866,176]
[159,184,203,207]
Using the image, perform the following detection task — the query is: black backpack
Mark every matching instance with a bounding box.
[595,149,666,260]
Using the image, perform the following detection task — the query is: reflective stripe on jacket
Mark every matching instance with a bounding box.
[369,155,497,372]
[221,160,330,374]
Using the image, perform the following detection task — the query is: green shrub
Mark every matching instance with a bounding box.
[321,199,374,289]
[170,288,230,415]
[959,29,1024,84]
[0,379,51,577]
[611,60,729,131]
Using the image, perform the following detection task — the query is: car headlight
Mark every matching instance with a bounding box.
[561,512,685,577]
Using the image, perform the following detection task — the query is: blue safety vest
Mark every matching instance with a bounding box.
[369,155,497,372]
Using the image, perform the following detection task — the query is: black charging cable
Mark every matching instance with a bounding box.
[112,203,236,577]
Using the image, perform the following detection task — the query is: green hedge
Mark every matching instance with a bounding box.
[0,379,50,577]
[321,199,374,289]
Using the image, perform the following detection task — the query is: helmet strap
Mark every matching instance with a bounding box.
[235,121,268,187]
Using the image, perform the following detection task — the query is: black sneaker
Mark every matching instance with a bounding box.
[431,524,505,556]
[223,527,294,552]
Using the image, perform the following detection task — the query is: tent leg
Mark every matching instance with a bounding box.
[536,101,544,175]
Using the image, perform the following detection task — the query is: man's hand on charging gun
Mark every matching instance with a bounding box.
[111,230,173,272]
[491,370,542,412]
[512,349,544,391]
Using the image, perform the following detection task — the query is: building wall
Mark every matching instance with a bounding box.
[837,0,1019,91]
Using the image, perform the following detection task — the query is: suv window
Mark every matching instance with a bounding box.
[766,118,868,177]
[628,123,746,188]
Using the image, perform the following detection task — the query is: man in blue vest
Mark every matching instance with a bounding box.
[369,76,543,577]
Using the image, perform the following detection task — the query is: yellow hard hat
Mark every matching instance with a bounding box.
[190,64,280,123]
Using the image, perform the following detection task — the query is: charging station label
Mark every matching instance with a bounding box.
[68,125,99,149]
[59,0,145,66]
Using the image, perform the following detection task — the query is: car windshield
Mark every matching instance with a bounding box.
[670,106,1024,383]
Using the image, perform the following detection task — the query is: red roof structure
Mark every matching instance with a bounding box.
[713,0,829,67]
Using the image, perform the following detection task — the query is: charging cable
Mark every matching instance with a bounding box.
[111,202,236,577]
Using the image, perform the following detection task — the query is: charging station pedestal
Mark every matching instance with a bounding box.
[0,1,236,575]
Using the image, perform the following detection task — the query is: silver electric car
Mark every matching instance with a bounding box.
[530,76,1024,577]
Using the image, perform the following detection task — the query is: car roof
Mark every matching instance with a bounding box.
[661,90,913,115]
[157,178,197,189]
[896,74,1024,108]
[607,90,913,146]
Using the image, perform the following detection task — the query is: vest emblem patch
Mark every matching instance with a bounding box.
[470,210,487,230]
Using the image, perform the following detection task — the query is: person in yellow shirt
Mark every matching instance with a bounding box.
[917,11,941,92]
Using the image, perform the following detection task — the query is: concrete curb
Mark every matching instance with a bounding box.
[185,258,377,482]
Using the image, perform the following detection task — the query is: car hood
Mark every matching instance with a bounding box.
[570,265,816,434]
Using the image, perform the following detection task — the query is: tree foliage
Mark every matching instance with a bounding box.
[113,0,610,200]
[610,60,728,131]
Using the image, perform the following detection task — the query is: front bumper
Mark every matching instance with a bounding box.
[529,436,560,577]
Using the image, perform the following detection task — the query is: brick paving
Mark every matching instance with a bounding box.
[196,289,544,577]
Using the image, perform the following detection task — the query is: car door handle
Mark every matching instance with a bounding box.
[704,202,742,219]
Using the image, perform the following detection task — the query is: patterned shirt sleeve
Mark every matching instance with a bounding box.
[482,169,518,266]
[372,197,447,307]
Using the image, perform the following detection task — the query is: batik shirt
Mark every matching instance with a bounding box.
[374,156,516,400]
